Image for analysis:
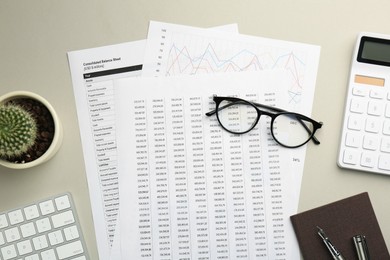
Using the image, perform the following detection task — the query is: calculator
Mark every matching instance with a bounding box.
[338,32,390,175]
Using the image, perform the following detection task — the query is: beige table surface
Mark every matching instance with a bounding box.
[2,0,390,259]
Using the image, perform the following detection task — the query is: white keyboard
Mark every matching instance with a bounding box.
[338,83,390,175]
[0,193,89,260]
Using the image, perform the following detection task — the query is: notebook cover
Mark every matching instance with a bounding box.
[290,192,390,259]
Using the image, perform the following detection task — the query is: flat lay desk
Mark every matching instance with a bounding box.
[2,0,390,259]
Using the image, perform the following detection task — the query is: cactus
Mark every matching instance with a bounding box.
[0,104,37,158]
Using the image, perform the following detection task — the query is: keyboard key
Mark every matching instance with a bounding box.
[17,239,33,255]
[0,231,5,245]
[25,254,40,260]
[41,248,56,260]
[24,205,40,220]
[39,200,55,216]
[72,256,87,260]
[36,217,52,233]
[56,240,84,259]
[48,230,64,246]
[5,226,21,243]
[32,235,48,250]
[0,214,8,229]
[20,222,36,238]
[1,244,17,260]
[52,211,75,229]
[64,225,80,241]
[55,195,71,211]
[8,209,24,225]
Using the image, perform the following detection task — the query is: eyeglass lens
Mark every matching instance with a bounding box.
[217,100,258,133]
[216,99,315,147]
[271,113,314,147]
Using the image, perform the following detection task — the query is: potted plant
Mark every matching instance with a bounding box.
[0,91,63,169]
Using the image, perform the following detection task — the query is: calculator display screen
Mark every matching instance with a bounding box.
[358,36,390,66]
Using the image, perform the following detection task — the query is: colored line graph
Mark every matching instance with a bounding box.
[163,42,307,104]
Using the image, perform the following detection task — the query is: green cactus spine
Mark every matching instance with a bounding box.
[0,104,37,158]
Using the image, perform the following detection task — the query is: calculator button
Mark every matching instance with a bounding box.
[370,89,385,99]
[381,137,390,153]
[345,132,361,148]
[367,101,384,116]
[348,115,363,130]
[360,153,376,168]
[350,99,366,114]
[383,120,390,135]
[378,155,390,171]
[365,118,380,133]
[352,86,368,97]
[385,104,390,117]
[343,149,359,165]
[363,135,379,151]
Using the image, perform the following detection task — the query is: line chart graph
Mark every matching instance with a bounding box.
[142,22,320,107]
[164,43,306,103]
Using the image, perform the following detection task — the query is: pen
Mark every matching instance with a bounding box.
[317,226,346,260]
[353,235,370,260]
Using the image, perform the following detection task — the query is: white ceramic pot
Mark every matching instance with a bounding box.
[0,91,63,169]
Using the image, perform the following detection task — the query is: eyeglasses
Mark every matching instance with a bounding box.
[205,95,323,148]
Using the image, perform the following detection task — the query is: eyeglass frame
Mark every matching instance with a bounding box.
[205,95,323,148]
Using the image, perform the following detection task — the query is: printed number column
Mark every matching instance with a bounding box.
[133,99,153,258]
[167,98,192,259]
[186,97,210,259]
[205,101,230,260]
[149,98,172,259]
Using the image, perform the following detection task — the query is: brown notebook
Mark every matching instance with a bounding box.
[290,192,390,259]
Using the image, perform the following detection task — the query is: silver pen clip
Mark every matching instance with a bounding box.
[317,226,346,260]
[353,235,370,260]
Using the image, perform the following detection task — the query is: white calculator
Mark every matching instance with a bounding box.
[338,32,390,175]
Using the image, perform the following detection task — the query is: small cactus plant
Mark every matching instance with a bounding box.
[0,104,37,158]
